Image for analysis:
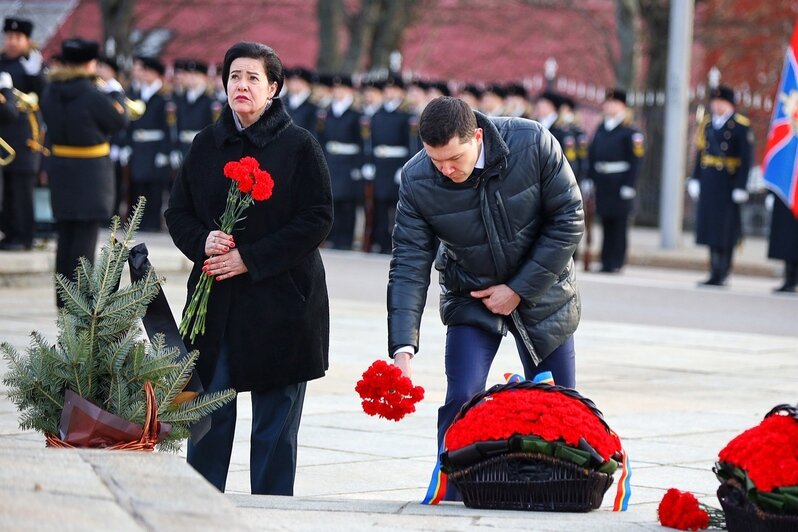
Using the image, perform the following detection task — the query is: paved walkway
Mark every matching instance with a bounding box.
[0,227,795,530]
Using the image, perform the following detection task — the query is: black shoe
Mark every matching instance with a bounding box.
[599,266,620,273]
[773,284,797,294]
[0,240,32,251]
[699,277,725,287]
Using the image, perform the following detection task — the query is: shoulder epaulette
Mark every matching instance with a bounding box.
[734,113,750,127]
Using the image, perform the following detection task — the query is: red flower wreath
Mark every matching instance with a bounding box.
[657,488,725,531]
[718,413,798,492]
[355,360,424,421]
[444,388,622,461]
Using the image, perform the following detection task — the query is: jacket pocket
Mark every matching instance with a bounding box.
[494,190,514,241]
[285,270,307,302]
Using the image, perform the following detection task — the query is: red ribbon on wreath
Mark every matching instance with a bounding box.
[355,360,424,421]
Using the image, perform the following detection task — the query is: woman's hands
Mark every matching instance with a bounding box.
[203,231,248,280]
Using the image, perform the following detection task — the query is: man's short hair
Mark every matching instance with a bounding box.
[419,96,477,147]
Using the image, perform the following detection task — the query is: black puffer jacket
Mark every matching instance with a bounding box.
[387,113,583,364]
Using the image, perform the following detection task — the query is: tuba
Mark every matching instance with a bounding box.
[12,88,39,112]
[95,78,146,120]
[0,136,15,166]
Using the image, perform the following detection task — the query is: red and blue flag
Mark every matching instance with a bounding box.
[763,21,798,217]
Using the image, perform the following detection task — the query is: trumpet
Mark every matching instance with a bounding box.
[12,89,39,113]
[95,78,146,120]
[0,136,15,166]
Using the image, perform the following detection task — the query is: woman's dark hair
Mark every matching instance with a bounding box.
[419,96,477,147]
[222,41,284,94]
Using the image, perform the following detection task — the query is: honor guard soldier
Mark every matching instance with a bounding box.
[284,67,318,133]
[125,56,175,231]
[557,95,589,184]
[766,193,798,294]
[688,85,753,286]
[365,74,418,254]
[504,82,530,119]
[317,74,364,250]
[457,84,483,111]
[480,83,506,117]
[174,59,220,159]
[40,38,128,306]
[0,17,46,251]
[587,88,644,273]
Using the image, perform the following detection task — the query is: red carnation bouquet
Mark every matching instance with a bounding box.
[355,360,424,421]
[179,156,274,342]
[658,488,725,531]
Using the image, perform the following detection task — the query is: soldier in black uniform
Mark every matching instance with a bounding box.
[40,38,128,306]
[766,194,798,294]
[126,56,175,232]
[557,95,589,185]
[174,59,220,160]
[587,88,644,273]
[457,83,483,111]
[688,85,752,286]
[504,82,530,119]
[365,74,418,254]
[0,17,46,251]
[284,67,318,134]
[317,74,364,250]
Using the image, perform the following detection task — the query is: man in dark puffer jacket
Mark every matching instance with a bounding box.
[387,97,583,501]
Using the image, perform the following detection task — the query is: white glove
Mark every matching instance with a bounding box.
[732,188,749,204]
[687,179,700,201]
[350,168,362,180]
[99,78,124,94]
[579,178,594,198]
[20,50,43,76]
[154,152,169,168]
[361,164,376,180]
[169,150,182,170]
[0,72,12,90]
[119,146,132,166]
[394,167,403,185]
[620,185,636,200]
[765,194,775,212]
[110,145,120,162]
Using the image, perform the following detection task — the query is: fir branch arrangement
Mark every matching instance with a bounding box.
[1,198,235,452]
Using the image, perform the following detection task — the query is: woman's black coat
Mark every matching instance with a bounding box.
[165,98,333,392]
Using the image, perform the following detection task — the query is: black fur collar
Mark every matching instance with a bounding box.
[213,97,292,149]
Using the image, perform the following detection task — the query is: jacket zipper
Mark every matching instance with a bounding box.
[494,190,513,240]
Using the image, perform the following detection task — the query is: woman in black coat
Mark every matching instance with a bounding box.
[165,42,333,495]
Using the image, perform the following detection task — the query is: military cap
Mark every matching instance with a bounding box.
[505,83,527,98]
[485,83,508,98]
[183,59,208,74]
[362,78,385,90]
[60,38,100,65]
[709,84,735,105]
[173,59,188,72]
[316,73,334,87]
[98,55,119,73]
[460,84,483,99]
[3,17,33,37]
[286,66,314,83]
[605,87,628,105]
[536,90,562,108]
[331,74,353,88]
[430,81,450,96]
[135,56,166,76]
[384,73,405,90]
[559,95,577,109]
[411,79,431,91]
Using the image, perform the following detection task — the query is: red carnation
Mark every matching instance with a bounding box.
[180,156,277,343]
[356,360,424,421]
[657,488,724,531]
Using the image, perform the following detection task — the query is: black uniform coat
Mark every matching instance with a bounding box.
[587,121,643,218]
[693,114,753,248]
[388,113,583,362]
[767,195,798,261]
[127,87,174,184]
[317,106,364,201]
[0,51,46,174]
[285,95,318,135]
[369,105,417,202]
[41,68,128,220]
[165,98,333,392]
[175,91,219,157]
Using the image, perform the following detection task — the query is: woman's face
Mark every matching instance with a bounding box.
[227,56,277,126]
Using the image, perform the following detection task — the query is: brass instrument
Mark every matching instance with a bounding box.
[0,136,15,166]
[95,78,146,120]
[12,88,38,112]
